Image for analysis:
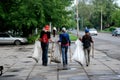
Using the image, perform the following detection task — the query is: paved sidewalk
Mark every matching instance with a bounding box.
[0,36,120,80]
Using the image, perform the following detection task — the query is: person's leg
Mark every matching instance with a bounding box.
[41,42,45,65]
[41,43,49,66]
[65,46,68,65]
[43,43,49,66]
[87,47,91,66]
[84,48,88,66]
[61,46,66,66]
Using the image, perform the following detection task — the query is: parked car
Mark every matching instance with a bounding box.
[0,33,28,45]
[112,28,120,36]
[89,28,98,36]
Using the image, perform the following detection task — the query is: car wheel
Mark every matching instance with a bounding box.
[14,40,21,45]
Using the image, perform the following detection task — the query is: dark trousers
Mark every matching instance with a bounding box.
[41,42,49,65]
[61,45,68,66]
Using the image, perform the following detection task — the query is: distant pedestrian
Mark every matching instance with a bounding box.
[58,27,71,69]
[52,27,57,37]
[39,25,52,66]
[81,29,94,66]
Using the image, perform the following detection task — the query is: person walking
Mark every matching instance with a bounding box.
[39,25,52,66]
[81,29,94,66]
[58,27,71,68]
[52,27,57,37]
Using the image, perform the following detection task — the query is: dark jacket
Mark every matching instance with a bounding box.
[58,32,71,46]
[82,35,93,48]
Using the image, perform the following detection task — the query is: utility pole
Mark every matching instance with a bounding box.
[76,0,79,37]
[100,7,103,31]
[49,22,52,32]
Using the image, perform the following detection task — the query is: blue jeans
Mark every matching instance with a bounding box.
[41,42,49,65]
[61,45,68,66]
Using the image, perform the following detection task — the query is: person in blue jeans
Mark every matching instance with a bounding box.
[58,27,71,68]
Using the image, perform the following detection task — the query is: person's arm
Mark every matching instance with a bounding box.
[81,36,84,43]
[39,31,43,41]
[79,37,82,41]
[90,36,94,43]
[48,32,53,42]
[68,34,71,46]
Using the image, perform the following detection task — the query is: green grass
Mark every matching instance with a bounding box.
[69,34,78,41]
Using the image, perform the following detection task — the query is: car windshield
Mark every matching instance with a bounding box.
[89,29,96,31]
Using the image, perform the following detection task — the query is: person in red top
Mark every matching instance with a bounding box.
[39,25,52,66]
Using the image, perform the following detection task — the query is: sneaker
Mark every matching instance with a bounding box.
[0,66,3,76]
[42,63,47,66]
[63,65,68,70]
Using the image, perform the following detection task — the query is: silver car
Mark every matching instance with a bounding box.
[0,33,28,45]
[112,28,120,36]
[89,28,98,36]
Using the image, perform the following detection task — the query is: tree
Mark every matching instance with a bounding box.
[90,0,117,29]
[0,0,74,37]
[73,0,119,30]
[111,9,120,27]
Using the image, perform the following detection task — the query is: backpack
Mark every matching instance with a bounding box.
[83,36,91,48]
[42,34,49,43]
[61,36,68,44]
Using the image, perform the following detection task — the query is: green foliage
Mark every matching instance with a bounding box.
[69,34,78,41]
[1,0,120,36]
[0,0,74,36]
[27,34,39,44]
[102,26,116,32]
[76,0,118,30]
[109,26,116,31]
[111,9,120,27]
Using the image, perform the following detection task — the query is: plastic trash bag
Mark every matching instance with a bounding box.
[72,39,85,65]
[32,41,41,63]
[50,43,61,63]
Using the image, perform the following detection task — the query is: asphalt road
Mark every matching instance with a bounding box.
[71,30,120,61]
[92,33,120,61]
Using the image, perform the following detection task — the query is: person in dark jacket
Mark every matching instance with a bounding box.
[82,29,94,66]
[39,25,52,66]
[58,27,71,69]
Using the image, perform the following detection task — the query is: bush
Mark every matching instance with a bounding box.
[102,26,116,32]
[70,34,78,41]
[109,26,116,31]
[27,34,39,44]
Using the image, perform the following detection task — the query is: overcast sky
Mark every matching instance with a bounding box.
[73,0,120,6]
[116,0,120,6]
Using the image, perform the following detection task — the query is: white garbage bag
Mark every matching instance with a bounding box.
[72,39,85,65]
[50,43,61,63]
[32,41,41,63]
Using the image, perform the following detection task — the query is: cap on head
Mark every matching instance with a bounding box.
[53,27,57,30]
[85,29,89,33]
[62,27,66,32]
